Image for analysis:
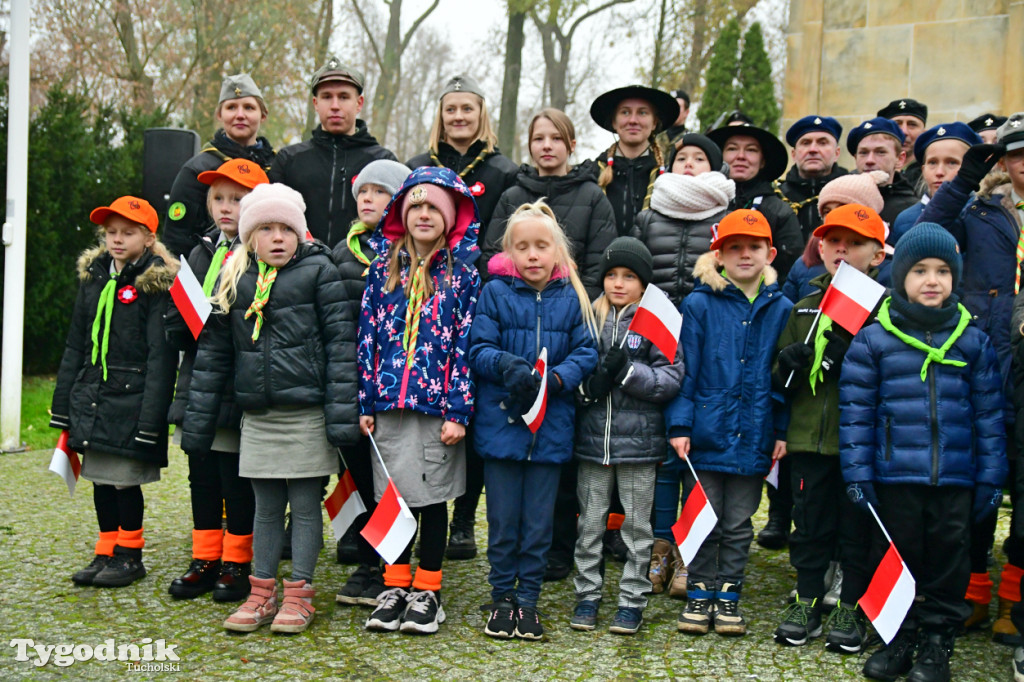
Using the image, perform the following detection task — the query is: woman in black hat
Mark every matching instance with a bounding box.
[590,85,680,237]
[707,124,803,279]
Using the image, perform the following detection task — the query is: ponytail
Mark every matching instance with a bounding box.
[597,142,617,190]
[210,237,254,313]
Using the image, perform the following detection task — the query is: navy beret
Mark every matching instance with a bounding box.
[913,123,981,163]
[785,115,842,147]
[846,117,906,155]
[877,98,928,123]
[967,113,1007,133]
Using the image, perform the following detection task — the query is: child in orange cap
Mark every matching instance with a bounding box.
[50,196,180,588]
[771,203,886,652]
[667,209,792,636]
[166,159,269,603]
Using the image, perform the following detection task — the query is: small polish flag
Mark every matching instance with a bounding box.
[324,470,367,539]
[522,347,549,433]
[860,542,916,644]
[765,459,780,489]
[360,478,418,565]
[626,284,682,362]
[671,478,719,565]
[48,430,81,496]
[819,261,886,335]
[170,256,213,340]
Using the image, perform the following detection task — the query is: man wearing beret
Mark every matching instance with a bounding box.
[776,115,849,240]
[968,113,1008,145]
[269,56,397,248]
[878,98,928,193]
[848,117,919,228]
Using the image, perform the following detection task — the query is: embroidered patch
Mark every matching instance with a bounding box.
[168,202,186,221]
[409,186,428,204]
[626,333,642,350]
[117,285,138,304]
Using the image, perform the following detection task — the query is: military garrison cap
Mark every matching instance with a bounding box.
[311,57,364,95]
[219,73,263,104]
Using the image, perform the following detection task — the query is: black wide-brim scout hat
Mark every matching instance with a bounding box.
[707,123,788,182]
[590,85,680,134]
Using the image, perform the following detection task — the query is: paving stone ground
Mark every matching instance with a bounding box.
[0,446,1015,680]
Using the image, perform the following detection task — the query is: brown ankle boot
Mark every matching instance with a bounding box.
[993,596,1021,645]
[224,576,277,632]
[271,579,316,633]
[668,545,688,599]
[649,539,673,594]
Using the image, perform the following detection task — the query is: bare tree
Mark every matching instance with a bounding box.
[498,0,537,154]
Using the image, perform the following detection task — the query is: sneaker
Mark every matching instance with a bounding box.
[445,516,477,560]
[399,589,446,634]
[270,579,316,634]
[212,562,251,602]
[603,529,628,563]
[756,514,790,549]
[92,547,146,588]
[483,594,517,639]
[337,564,377,605]
[168,558,221,599]
[773,596,822,646]
[223,576,278,633]
[648,538,673,594]
[1013,645,1024,682]
[609,607,643,635]
[863,629,917,681]
[71,555,110,586]
[906,630,952,682]
[356,568,387,607]
[336,526,359,564]
[570,600,600,631]
[825,601,867,653]
[677,582,715,635]
[713,584,745,636]
[365,587,409,631]
[514,605,544,640]
[823,561,843,612]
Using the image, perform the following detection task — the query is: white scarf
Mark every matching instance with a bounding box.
[649,171,736,221]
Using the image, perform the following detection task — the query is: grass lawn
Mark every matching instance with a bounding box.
[16,375,56,451]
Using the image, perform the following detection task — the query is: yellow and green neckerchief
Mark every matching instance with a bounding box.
[244,260,278,342]
[877,297,970,380]
[91,270,119,380]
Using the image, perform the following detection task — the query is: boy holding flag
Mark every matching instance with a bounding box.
[772,204,887,652]
[840,223,1006,681]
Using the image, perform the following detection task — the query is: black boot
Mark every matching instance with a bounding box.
[212,562,251,602]
[446,510,477,560]
[757,513,791,550]
[863,629,917,681]
[603,529,628,563]
[907,630,953,682]
[92,546,146,588]
[336,526,359,564]
[168,558,221,599]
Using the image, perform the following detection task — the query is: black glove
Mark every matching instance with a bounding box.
[602,345,629,380]
[585,369,614,401]
[502,357,536,397]
[957,143,1005,191]
[820,331,849,375]
[546,371,563,396]
[777,342,814,374]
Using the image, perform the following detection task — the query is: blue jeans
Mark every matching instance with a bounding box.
[484,459,561,607]
[653,452,684,541]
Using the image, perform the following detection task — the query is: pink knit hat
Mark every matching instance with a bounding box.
[238,183,309,246]
[400,183,457,233]
[817,170,888,214]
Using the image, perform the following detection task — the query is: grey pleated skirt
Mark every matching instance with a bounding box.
[371,409,465,507]
[239,406,339,479]
[81,450,161,487]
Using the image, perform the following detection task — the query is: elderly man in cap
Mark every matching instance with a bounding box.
[269,56,396,248]
[776,115,848,240]
[847,117,918,228]
[162,73,276,257]
[877,98,928,193]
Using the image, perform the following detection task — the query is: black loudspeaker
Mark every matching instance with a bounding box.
[143,128,200,216]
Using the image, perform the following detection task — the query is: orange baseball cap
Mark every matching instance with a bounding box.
[89,196,159,233]
[812,203,885,244]
[710,209,773,250]
[197,158,270,189]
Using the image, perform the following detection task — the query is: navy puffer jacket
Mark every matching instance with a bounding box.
[469,253,598,464]
[839,297,1007,488]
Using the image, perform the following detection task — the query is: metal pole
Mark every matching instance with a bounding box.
[1,0,32,451]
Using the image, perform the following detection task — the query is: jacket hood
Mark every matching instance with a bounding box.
[486,252,571,282]
[77,240,179,294]
[692,251,778,292]
[514,159,600,194]
[372,165,481,264]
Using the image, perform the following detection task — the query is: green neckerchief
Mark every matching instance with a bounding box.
[244,260,278,342]
[346,221,374,276]
[877,297,970,380]
[808,314,834,395]
[202,240,231,297]
[90,270,118,380]
[721,271,765,303]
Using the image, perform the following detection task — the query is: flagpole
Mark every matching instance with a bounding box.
[337,447,350,472]
[681,451,701,484]
[866,501,894,545]
[784,307,823,388]
[366,432,393,480]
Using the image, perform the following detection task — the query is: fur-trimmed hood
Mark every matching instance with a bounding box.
[77,240,179,294]
[692,250,778,292]
[978,170,1012,201]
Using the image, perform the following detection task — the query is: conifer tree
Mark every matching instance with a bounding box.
[737,22,780,133]
[697,16,740,131]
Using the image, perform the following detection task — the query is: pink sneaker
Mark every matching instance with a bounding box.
[270,579,316,633]
[223,576,278,632]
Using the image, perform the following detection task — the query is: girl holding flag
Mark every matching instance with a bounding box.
[469,200,598,640]
[356,167,480,635]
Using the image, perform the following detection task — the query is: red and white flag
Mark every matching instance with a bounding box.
[859,542,916,644]
[819,261,886,335]
[765,459,780,489]
[522,347,549,434]
[170,256,213,340]
[626,284,682,362]
[324,470,367,539]
[48,430,81,496]
[671,478,719,565]
[360,477,418,565]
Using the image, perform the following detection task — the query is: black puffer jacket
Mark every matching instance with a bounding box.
[50,244,179,465]
[181,241,357,453]
[732,178,803,280]
[775,164,849,241]
[331,224,378,394]
[407,140,518,242]
[594,152,659,236]
[481,161,617,298]
[879,172,920,225]
[165,226,241,431]
[269,122,396,248]
[630,207,724,308]
[574,302,684,466]
[162,130,275,258]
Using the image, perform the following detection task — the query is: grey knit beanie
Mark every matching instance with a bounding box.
[352,160,412,200]
[892,222,962,296]
[600,237,654,288]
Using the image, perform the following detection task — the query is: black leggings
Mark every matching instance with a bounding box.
[395,503,447,572]
[94,484,143,532]
[188,450,254,536]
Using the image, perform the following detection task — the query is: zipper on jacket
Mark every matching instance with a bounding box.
[528,289,542,461]
[926,331,939,485]
[603,307,622,466]
[327,143,338,247]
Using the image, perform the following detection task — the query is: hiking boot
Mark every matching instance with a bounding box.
[92,547,146,588]
[336,526,359,564]
[713,583,745,636]
[825,601,867,653]
[822,561,842,612]
[648,538,673,594]
[223,576,278,632]
[863,629,917,681]
[773,595,822,646]
[677,581,715,634]
[963,598,990,631]
[570,600,600,631]
[994,596,1022,646]
[906,630,952,682]
[543,554,572,582]
[168,558,221,599]
[483,594,517,639]
[336,564,378,605]
[514,605,544,640]
[603,529,628,563]
[212,562,251,602]
[71,555,110,586]
[445,514,477,560]
[756,513,790,549]
[609,606,643,635]
[366,587,409,631]
[668,545,688,599]
[270,579,316,634]
[400,589,446,634]
[356,567,387,607]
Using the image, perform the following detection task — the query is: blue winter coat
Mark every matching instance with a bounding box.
[664,252,793,476]
[839,297,1007,488]
[357,166,481,425]
[469,253,599,464]
[890,200,926,244]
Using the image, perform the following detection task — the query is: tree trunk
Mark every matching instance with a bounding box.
[111,2,154,113]
[306,0,334,137]
[498,9,526,156]
[650,0,670,88]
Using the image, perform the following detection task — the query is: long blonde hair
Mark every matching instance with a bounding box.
[428,93,498,153]
[210,232,256,312]
[501,200,598,338]
[383,231,454,299]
